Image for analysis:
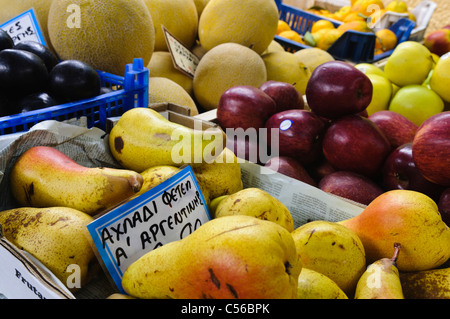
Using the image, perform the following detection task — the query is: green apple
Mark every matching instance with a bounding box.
[430,52,450,103]
[354,63,386,78]
[384,41,435,87]
[366,73,392,115]
[389,84,444,126]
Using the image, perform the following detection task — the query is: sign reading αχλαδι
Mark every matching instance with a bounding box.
[87,165,211,293]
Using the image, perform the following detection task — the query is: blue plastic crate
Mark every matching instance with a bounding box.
[274,0,416,63]
[0,58,149,135]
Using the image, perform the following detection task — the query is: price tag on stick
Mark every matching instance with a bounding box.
[162,25,199,78]
[86,165,212,293]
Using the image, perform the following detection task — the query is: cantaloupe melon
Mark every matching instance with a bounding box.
[47,0,155,75]
[143,0,198,51]
[148,51,194,96]
[198,0,279,54]
[148,77,199,116]
[193,42,267,111]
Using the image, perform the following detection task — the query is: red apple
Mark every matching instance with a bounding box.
[305,61,373,119]
[319,170,384,206]
[264,156,316,186]
[226,132,262,164]
[265,109,326,165]
[308,157,336,182]
[382,142,445,202]
[368,110,418,149]
[438,188,450,227]
[259,80,304,112]
[322,114,391,177]
[412,111,450,187]
[424,29,450,57]
[216,85,277,130]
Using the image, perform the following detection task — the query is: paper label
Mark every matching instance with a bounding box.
[0,233,73,299]
[0,8,47,46]
[162,25,199,78]
[86,165,211,293]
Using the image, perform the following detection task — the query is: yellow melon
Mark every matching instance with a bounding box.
[148,77,199,116]
[47,0,155,75]
[193,42,267,111]
[198,0,279,54]
[148,51,194,96]
[143,0,198,51]
[262,51,311,95]
[194,0,211,17]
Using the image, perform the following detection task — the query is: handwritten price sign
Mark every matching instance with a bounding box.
[87,165,211,293]
[0,9,47,46]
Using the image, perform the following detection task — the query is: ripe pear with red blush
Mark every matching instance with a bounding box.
[10,146,143,215]
[338,189,450,272]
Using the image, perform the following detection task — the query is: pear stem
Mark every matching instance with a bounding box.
[391,242,401,263]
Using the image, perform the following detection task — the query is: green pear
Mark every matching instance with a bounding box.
[109,107,226,172]
[291,220,366,297]
[213,187,294,232]
[122,215,301,299]
[0,206,98,293]
[10,146,143,216]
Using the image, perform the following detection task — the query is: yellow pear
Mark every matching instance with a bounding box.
[297,268,348,299]
[109,107,226,172]
[400,267,450,299]
[214,188,294,232]
[339,190,450,272]
[354,243,404,299]
[0,206,97,293]
[122,215,301,299]
[133,165,180,197]
[10,146,143,215]
[192,147,243,201]
[291,220,366,296]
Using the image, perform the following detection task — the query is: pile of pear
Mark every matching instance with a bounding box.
[120,187,450,299]
[0,107,242,294]
[2,106,450,299]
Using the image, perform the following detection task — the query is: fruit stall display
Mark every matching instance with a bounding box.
[0,0,449,301]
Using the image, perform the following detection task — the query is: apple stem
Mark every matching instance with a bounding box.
[391,242,401,264]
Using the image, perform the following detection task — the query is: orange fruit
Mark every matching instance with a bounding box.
[386,1,408,13]
[278,30,304,44]
[359,0,384,17]
[316,29,343,50]
[277,20,291,35]
[311,19,335,33]
[343,12,366,22]
[375,28,397,51]
[337,20,372,33]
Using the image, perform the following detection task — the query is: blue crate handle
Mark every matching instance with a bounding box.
[0,58,149,135]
